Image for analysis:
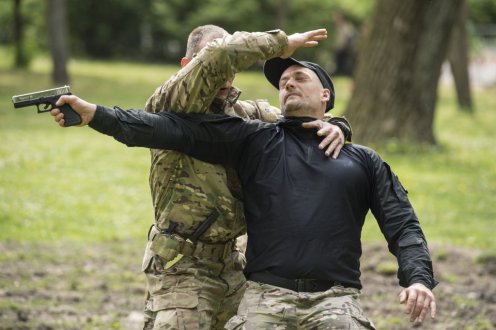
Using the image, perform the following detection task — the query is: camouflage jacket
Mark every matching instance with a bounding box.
[144,30,288,243]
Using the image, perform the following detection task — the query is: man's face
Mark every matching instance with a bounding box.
[197,34,235,102]
[215,76,234,100]
[278,65,328,118]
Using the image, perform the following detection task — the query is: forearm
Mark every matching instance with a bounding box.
[89,105,179,149]
[89,106,253,166]
[145,30,288,115]
[232,99,281,123]
[395,234,438,289]
[369,149,437,289]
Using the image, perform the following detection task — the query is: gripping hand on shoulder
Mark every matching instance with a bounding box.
[282,28,328,59]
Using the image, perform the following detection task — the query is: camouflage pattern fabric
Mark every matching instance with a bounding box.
[141,30,288,329]
[144,30,287,241]
[225,281,376,330]
[143,250,247,330]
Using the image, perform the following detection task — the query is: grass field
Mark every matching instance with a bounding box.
[1,49,496,329]
[1,49,495,253]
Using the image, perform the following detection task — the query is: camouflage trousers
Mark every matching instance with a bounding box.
[225,281,376,330]
[142,249,247,330]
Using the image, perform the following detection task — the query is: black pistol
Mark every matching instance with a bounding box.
[12,85,82,127]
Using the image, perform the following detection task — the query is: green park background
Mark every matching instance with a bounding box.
[1,47,495,251]
[0,0,496,328]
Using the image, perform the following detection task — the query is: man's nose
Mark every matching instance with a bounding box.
[285,78,296,90]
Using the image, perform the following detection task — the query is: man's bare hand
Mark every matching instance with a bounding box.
[301,120,344,159]
[51,95,97,127]
[399,283,436,324]
[283,29,328,59]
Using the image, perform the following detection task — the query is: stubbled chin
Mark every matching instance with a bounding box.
[216,89,229,100]
[282,102,303,116]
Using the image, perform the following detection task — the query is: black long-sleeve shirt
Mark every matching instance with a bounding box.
[90,106,437,290]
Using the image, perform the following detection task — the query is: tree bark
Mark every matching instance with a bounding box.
[343,0,463,145]
[276,0,289,29]
[448,0,473,112]
[48,0,70,85]
[13,0,28,68]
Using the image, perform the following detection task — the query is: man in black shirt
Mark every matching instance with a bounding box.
[52,57,437,328]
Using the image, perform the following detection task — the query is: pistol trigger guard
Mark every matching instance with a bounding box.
[36,103,51,113]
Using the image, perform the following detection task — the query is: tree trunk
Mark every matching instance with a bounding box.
[343,0,463,145]
[47,0,69,85]
[448,0,473,112]
[13,0,28,68]
[276,0,289,29]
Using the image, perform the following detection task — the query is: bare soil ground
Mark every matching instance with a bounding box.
[0,240,495,330]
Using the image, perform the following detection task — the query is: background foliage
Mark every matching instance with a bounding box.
[2,0,494,63]
[0,50,495,252]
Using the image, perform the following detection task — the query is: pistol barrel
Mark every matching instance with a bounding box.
[12,86,71,107]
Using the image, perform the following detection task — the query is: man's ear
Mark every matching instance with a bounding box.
[321,89,331,102]
[180,57,190,68]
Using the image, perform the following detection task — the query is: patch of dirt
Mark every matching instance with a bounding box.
[0,241,495,329]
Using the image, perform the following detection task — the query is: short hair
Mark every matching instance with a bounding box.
[185,25,228,59]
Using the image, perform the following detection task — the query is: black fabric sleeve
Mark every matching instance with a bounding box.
[324,116,353,142]
[89,105,264,167]
[365,147,438,289]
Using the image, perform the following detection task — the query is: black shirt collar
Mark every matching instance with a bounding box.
[277,116,319,126]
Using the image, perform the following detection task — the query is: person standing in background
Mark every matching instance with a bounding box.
[332,10,357,76]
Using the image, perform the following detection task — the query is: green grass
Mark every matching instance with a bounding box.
[1,50,495,253]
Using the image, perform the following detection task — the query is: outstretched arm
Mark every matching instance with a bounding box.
[52,95,350,159]
[146,28,328,115]
[50,94,259,167]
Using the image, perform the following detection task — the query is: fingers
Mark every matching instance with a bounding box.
[302,120,344,158]
[319,131,340,157]
[302,29,328,48]
[55,113,65,127]
[55,94,73,107]
[399,289,407,304]
[404,288,418,318]
[416,297,431,323]
[411,293,425,322]
[430,299,437,319]
[301,121,323,130]
[305,28,328,40]
[331,142,343,160]
[284,28,327,58]
[319,125,344,159]
[50,108,66,127]
[399,284,436,324]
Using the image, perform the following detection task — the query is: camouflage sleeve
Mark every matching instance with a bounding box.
[230,99,281,123]
[323,114,353,142]
[145,30,289,115]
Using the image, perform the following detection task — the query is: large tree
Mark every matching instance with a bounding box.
[13,0,28,68]
[47,0,69,84]
[448,0,473,112]
[343,0,465,144]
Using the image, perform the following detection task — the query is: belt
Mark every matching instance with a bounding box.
[148,225,235,261]
[248,271,338,293]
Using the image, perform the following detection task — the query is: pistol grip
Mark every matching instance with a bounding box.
[60,103,82,127]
